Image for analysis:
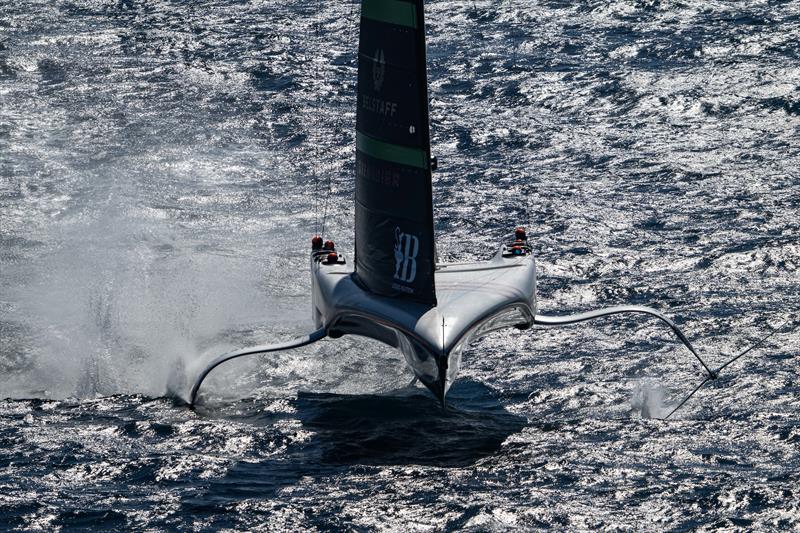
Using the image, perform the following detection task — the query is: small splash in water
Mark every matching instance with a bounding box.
[630,378,675,419]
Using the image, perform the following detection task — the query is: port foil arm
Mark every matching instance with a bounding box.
[189,328,327,406]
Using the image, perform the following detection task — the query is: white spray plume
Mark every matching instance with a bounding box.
[630,378,677,419]
[2,200,305,400]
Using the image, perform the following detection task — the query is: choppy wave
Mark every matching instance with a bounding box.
[1,0,798,530]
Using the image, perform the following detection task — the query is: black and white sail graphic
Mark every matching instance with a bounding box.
[354,0,436,306]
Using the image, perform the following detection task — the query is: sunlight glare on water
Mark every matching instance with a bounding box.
[1,0,798,530]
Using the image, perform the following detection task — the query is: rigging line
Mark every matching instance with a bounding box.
[320,0,354,239]
[663,315,799,420]
[344,0,358,235]
[307,4,319,235]
[308,1,325,236]
[524,182,532,231]
[317,0,333,239]
[507,0,530,229]
[314,1,322,235]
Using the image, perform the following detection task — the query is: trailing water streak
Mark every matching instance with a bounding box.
[354,0,436,306]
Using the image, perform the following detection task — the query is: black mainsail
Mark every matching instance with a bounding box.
[354,0,436,306]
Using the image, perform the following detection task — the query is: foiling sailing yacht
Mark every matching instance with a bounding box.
[189,0,783,414]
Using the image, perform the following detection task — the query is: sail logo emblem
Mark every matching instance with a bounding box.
[393,227,418,284]
[372,48,385,92]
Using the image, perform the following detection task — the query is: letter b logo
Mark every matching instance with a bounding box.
[393,227,419,283]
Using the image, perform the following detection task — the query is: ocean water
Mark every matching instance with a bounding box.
[1,0,799,530]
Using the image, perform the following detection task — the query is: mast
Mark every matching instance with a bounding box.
[353,0,437,306]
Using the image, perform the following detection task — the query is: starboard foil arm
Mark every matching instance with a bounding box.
[533,306,716,378]
[534,308,798,419]
[189,328,327,406]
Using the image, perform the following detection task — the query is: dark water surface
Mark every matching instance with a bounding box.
[1,0,799,530]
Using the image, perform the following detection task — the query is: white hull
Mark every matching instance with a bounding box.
[311,247,537,402]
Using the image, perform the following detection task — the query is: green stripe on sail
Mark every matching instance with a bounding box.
[361,0,417,29]
[357,131,427,169]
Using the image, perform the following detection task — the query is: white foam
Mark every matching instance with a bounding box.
[630,378,676,419]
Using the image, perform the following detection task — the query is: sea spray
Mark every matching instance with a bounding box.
[630,378,677,419]
[1,201,305,399]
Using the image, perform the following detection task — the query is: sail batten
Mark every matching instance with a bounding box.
[354,0,436,306]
